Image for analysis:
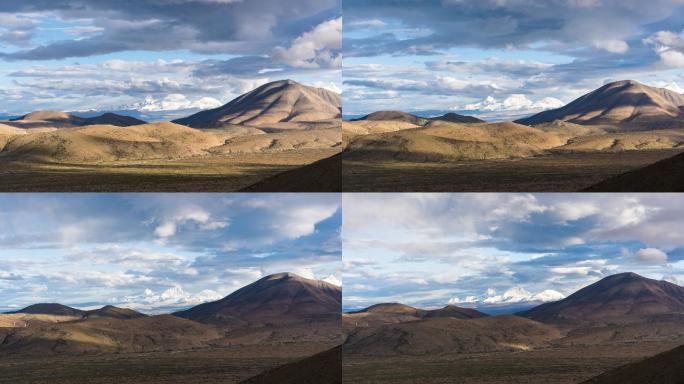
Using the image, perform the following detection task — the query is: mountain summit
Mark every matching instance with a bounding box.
[519,272,684,325]
[174,272,341,325]
[517,80,684,127]
[173,80,341,128]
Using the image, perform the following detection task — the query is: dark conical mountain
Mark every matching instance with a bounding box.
[174,272,341,325]
[11,303,85,317]
[81,113,147,127]
[84,305,146,320]
[516,80,684,127]
[423,305,488,319]
[429,112,484,124]
[355,303,423,316]
[352,111,426,125]
[519,272,684,325]
[173,80,341,128]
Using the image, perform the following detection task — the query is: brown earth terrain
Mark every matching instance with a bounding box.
[342,149,681,192]
[0,148,339,192]
[343,80,684,192]
[0,80,341,192]
[0,273,342,384]
[342,273,684,383]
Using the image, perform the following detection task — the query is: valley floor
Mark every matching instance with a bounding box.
[0,344,327,384]
[0,149,339,192]
[342,149,683,192]
[342,341,681,384]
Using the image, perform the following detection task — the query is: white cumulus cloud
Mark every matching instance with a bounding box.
[154,207,228,238]
[135,94,223,112]
[635,248,668,265]
[274,17,341,68]
[463,94,564,112]
[482,286,565,304]
[644,29,684,68]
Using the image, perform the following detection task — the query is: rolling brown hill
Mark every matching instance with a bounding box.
[3,110,83,129]
[584,150,684,192]
[351,303,487,319]
[344,120,566,162]
[532,120,613,138]
[0,123,28,135]
[344,315,561,356]
[14,110,83,124]
[0,122,228,162]
[344,303,488,334]
[555,129,684,152]
[0,314,221,356]
[516,80,684,128]
[174,272,341,326]
[174,80,341,128]
[0,313,81,328]
[208,127,340,154]
[581,343,684,384]
[342,120,421,145]
[519,272,684,326]
[240,345,341,384]
[11,303,147,320]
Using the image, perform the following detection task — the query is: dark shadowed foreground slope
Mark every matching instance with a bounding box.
[240,153,341,192]
[241,346,341,384]
[582,343,684,384]
[585,150,684,192]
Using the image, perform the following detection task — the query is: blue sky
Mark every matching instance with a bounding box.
[0,1,341,119]
[0,193,341,313]
[343,193,684,312]
[343,0,684,119]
